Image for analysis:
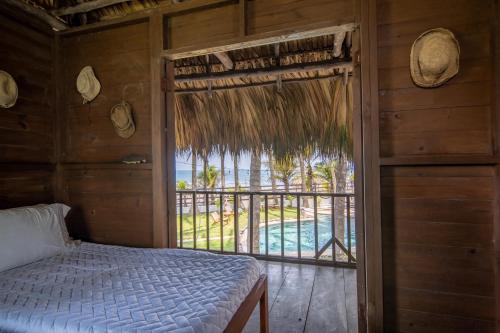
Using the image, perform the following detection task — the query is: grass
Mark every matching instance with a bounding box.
[177,206,298,250]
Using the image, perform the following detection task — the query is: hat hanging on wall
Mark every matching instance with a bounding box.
[76,66,101,103]
[410,28,460,88]
[0,70,18,108]
[110,101,136,139]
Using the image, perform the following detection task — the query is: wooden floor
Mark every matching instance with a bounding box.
[243,260,358,333]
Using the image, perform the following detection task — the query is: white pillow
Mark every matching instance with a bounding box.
[0,203,71,272]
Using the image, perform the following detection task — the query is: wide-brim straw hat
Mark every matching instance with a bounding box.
[76,66,101,103]
[110,101,135,139]
[410,28,460,88]
[0,70,18,108]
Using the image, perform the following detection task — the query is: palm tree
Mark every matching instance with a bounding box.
[220,146,226,191]
[249,150,261,253]
[273,155,297,192]
[266,150,278,206]
[177,180,187,190]
[198,165,220,190]
[314,161,335,192]
[191,151,197,190]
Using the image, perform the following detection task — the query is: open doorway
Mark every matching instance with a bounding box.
[171,31,360,332]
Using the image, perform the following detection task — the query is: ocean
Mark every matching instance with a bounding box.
[176,169,274,188]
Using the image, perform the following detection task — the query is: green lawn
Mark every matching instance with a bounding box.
[177,207,298,250]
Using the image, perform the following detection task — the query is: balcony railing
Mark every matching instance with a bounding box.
[176,190,356,268]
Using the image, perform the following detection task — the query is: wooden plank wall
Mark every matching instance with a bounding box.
[0,9,55,209]
[377,0,497,331]
[166,0,355,50]
[59,21,154,247]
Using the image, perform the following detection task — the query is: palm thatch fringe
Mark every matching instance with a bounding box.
[175,76,353,159]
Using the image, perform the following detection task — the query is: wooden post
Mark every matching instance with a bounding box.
[150,13,169,248]
[239,0,247,37]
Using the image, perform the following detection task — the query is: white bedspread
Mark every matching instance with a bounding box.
[0,242,260,333]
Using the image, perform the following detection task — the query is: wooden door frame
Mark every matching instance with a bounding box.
[162,17,383,333]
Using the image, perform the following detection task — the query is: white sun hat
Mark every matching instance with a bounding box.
[76,66,101,103]
[410,28,460,88]
[0,70,18,108]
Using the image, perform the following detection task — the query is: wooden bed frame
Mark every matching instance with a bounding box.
[224,274,269,333]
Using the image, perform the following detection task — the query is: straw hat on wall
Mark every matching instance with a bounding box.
[76,66,101,103]
[0,70,18,108]
[410,28,460,88]
[110,101,135,139]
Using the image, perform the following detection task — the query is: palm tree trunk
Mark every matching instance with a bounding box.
[233,155,239,191]
[220,148,225,191]
[203,152,208,190]
[334,157,347,259]
[268,151,278,206]
[299,154,308,208]
[191,151,197,190]
[249,150,261,253]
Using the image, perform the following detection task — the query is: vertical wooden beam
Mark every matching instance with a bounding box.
[357,0,383,331]
[239,0,247,37]
[53,33,65,202]
[165,59,177,248]
[493,1,500,331]
[350,26,367,333]
[150,13,169,248]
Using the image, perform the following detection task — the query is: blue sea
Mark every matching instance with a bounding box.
[176,169,274,188]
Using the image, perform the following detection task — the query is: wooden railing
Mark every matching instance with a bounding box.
[176,190,356,268]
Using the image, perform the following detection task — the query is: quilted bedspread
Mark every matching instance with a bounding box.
[0,242,260,333]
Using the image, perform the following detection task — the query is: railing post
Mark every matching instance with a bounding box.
[280,194,284,258]
[206,192,210,250]
[264,194,269,257]
[234,192,239,253]
[347,196,351,264]
[193,192,197,249]
[331,194,336,264]
[249,194,254,254]
[313,195,318,260]
[297,194,301,259]
[179,193,183,248]
[220,192,223,252]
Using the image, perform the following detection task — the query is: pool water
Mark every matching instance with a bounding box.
[258,217,355,255]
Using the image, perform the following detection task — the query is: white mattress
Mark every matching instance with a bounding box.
[0,242,261,333]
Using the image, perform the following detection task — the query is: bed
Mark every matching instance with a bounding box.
[0,205,268,333]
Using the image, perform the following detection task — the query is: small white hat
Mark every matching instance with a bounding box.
[0,70,18,108]
[76,66,101,103]
[410,28,460,88]
[110,101,135,139]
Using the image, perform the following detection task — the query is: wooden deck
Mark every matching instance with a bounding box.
[243,261,358,333]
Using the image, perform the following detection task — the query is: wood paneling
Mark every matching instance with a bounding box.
[378,0,494,158]
[381,166,495,331]
[0,9,55,209]
[376,0,497,330]
[60,21,154,247]
[63,167,153,247]
[61,22,151,163]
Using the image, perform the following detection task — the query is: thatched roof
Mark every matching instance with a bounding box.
[174,34,354,159]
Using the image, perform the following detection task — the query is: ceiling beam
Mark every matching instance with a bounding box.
[175,59,352,83]
[51,0,130,17]
[214,52,234,70]
[3,0,68,30]
[175,73,351,95]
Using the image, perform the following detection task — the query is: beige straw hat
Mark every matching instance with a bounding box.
[0,70,18,108]
[76,66,101,103]
[410,28,460,88]
[110,101,135,139]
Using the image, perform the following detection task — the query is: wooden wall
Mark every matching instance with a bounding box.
[376,0,497,331]
[58,21,154,247]
[0,8,55,209]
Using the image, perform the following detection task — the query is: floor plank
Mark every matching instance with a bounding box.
[304,266,347,333]
[243,260,357,333]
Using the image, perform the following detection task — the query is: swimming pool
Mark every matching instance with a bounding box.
[258,217,355,256]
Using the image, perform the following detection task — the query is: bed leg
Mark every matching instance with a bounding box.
[259,281,269,333]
